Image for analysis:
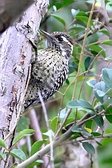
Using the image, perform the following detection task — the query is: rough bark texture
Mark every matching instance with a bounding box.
[0,0,49,167]
[0,0,34,33]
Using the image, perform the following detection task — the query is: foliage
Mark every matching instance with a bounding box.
[1,0,112,168]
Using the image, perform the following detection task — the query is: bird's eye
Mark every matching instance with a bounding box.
[58,36,63,41]
[55,35,63,42]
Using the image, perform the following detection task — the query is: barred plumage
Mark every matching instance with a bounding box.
[24,31,73,108]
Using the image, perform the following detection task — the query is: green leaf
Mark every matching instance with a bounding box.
[102,40,112,46]
[72,126,91,137]
[94,81,106,103]
[94,81,106,96]
[95,90,105,97]
[105,88,112,97]
[0,138,6,148]
[106,114,112,123]
[66,79,70,85]
[31,140,44,155]
[43,130,54,138]
[102,68,112,88]
[89,44,106,57]
[49,0,74,9]
[72,125,82,133]
[94,91,103,104]
[94,115,104,128]
[96,141,102,146]
[71,125,82,139]
[105,106,112,123]
[28,159,44,168]
[76,15,89,25]
[35,160,44,164]
[69,24,85,33]
[103,98,112,108]
[87,79,96,88]
[84,57,92,71]
[50,116,58,132]
[16,116,30,132]
[91,132,101,137]
[13,129,35,145]
[59,108,68,120]
[71,9,79,17]
[67,99,94,112]
[75,11,91,26]
[69,59,78,73]
[82,142,95,154]
[51,14,66,26]
[99,29,110,36]
[10,149,26,160]
[0,152,6,159]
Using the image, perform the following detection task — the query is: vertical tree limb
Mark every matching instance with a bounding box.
[0,0,34,33]
[0,0,49,167]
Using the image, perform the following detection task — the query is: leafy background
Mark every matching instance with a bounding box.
[1,0,112,167]
[41,0,112,167]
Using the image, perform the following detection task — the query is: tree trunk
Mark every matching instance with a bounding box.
[0,0,49,167]
[0,0,34,33]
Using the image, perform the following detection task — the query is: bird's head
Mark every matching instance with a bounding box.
[40,30,74,57]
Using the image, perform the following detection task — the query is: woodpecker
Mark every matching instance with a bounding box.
[24,30,74,108]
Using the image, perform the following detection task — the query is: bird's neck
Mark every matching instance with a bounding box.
[56,44,73,59]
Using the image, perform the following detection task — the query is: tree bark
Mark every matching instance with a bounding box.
[0,0,49,167]
[0,0,34,33]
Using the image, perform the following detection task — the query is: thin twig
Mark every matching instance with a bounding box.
[38,90,54,168]
[16,110,105,168]
[55,109,72,137]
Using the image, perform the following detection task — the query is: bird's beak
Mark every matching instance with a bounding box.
[39,30,53,39]
[39,30,59,45]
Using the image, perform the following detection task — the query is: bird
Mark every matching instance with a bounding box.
[24,30,74,108]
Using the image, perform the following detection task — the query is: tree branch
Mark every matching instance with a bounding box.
[0,0,34,33]
[16,110,105,168]
[0,0,49,167]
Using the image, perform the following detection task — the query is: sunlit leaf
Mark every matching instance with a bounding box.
[84,127,92,133]
[87,79,97,88]
[76,16,89,25]
[95,89,105,97]
[102,40,112,46]
[43,129,54,138]
[0,138,6,148]
[31,140,44,155]
[71,9,79,17]
[13,129,35,145]
[50,116,58,132]
[99,29,110,36]
[59,108,68,120]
